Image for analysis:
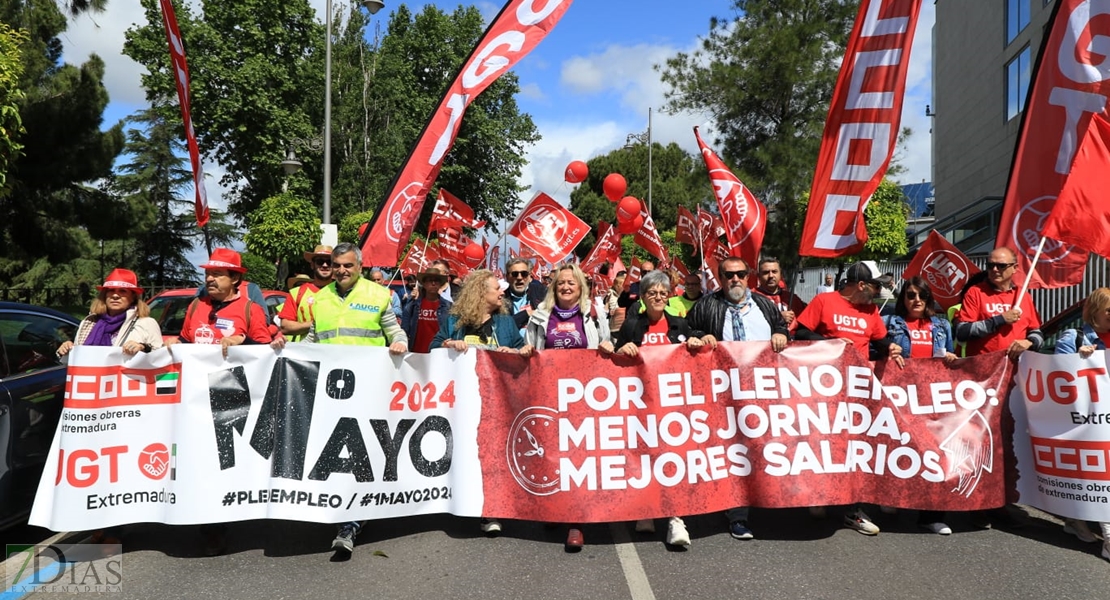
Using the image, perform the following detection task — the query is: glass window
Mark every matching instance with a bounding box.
[1007,0,1030,43]
[0,312,72,377]
[1006,47,1032,120]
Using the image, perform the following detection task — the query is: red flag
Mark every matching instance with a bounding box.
[701,254,720,294]
[1043,113,1110,258]
[486,242,500,271]
[633,203,670,262]
[902,231,981,310]
[508,192,590,264]
[158,0,208,227]
[401,240,440,275]
[693,127,767,264]
[581,222,622,275]
[672,256,690,280]
[358,1,573,267]
[624,257,643,292]
[430,189,487,232]
[438,227,462,257]
[999,0,1110,286]
[800,0,921,257]
[676,206,698,247]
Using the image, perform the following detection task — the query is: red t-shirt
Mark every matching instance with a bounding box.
[180,294,273,345]
[1098,331,1110,348]
[278,282,322,322]
[413,298,441,354]
[956,282,1041,356]
[904,318,934,359]
[795,291,886,354]
[641,317,671,346]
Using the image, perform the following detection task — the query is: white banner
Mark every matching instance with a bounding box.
[1012,351,1110,521]
[30,345,484,531]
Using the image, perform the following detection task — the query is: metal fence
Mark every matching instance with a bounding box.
[793,254,1110,321]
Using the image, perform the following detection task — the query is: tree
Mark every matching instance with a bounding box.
[0,0,127,287]
[793,179,909,264]
[0,22,27,197]
[659,0,859,269]
[244,192,321,288]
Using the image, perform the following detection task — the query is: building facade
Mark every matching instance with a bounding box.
[932,0,1057,219]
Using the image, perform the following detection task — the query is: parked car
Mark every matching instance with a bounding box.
[1038,299,1085,354]
[0,302,78,529]
[147,286,288,340]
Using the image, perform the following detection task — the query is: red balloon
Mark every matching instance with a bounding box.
[462,242,486,268]
[616,196,642,223]
[617,214,644,235]
[565,160,589,184]
[603,173,627,202]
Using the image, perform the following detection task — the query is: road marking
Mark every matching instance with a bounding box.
[609,523,656,600]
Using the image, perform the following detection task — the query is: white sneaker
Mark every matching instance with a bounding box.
[808,506,827,519]
[634,519,655,533]
[666,517,690,547]
[844,508,880,535]
[1063,519,1099,543]
[921,522,952,535]
[479,518,501,535]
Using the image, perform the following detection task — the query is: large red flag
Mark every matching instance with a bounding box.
[676,206,698,247]
[358,1,573,267]
[902,230,982,310]
[693,127,767,264]
[800,0,922,257]
[633,203,669,262]
[158,0,208,227]
[430,189,487,232]
[1000,0,1110,287]
[508,193,590,264]
[1043,113,1110,259]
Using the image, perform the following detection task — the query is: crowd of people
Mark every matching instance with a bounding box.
[55,242,1109,562]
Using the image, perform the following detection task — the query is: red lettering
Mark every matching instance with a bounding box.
[62,445,128,488]
[1031,436,1110,480]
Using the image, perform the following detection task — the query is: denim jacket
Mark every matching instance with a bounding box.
[884,314,954,358]
[1054,324,1105,355]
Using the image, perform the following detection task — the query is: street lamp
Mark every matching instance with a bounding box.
[623,107,653,215]
[324,0,386,224]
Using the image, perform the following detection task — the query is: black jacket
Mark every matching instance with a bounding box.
[615,310,702,348]
[503,279,546,330]
[686,291,789,340]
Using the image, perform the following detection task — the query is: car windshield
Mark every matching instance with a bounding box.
[147,294,194,337]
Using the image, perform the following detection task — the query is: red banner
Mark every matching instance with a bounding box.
[693,127,767,263]
[508,192,589,264]
[1042,113,1110,260]
[474,342,1010,521]
[358,0,574,267]
[430,189,487,233]
[158,0,208,227]
[902,230,982,310]
[996,0,1110,288]
[800,0,921,257]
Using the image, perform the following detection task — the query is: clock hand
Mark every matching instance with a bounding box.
[523,426,544,458]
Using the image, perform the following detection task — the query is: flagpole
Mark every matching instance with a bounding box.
[1014,236,1046,311]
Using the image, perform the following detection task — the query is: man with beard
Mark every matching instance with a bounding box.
[686,256,788,541]
[279,244,334,340]
[504,258,546,335]
[751,257,807,331]
[794,260,902,536]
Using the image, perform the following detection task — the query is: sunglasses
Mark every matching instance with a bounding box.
[722,270,749,281]
[509,270,530,278]
[905,291,924,300]
[313,259,331,266]
[986,261,1015,271]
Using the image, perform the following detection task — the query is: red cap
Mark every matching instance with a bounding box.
[200,248,248,273]
[97,268,144,295]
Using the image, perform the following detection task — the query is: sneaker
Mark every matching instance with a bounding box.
[666,517,691,547]
[808,506,827,519]
[920,522,952,535]
[634,519,655,533]
[480,518,502,536]
[728,520,754,540]
[844,508,880,535]
[1064,519,1099,543]
[332,524,358,553]
[565,528,584,550]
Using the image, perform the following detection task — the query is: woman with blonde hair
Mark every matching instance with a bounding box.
[57,269,163,357]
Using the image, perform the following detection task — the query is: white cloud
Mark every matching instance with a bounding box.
[61,0,149,108]
[518,82,546,101]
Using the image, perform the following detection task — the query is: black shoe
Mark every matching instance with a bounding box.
[991,508,1026,530]
[200,526,227,556]
[332,524,358,553]
[970,510,992,530]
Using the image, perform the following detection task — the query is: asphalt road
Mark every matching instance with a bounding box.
[8,505,1110,600]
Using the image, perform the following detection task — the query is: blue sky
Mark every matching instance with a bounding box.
[59,0,935,252]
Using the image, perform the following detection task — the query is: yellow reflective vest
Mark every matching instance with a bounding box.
[312,278,391,346]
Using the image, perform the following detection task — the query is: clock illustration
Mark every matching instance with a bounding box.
[506,406,561,496]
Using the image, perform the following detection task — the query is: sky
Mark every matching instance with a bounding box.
[58,0,936,257]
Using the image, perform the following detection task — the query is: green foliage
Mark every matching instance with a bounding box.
[339,209,375,246]
[0,22,27,197]
[245,192,322,269]
[240,252,277,289]
[859,180,910,259]
[659,0,859,270]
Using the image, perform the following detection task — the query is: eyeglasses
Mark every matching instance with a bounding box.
[509,270,530,278]
[905,291,922,300]
[986,262,1015,271]
[721,270,749,281]
[643,290,669,299]
[313,259,331,267]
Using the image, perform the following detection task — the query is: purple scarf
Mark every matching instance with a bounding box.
[545,305,587,349]
[85,311,128,347]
